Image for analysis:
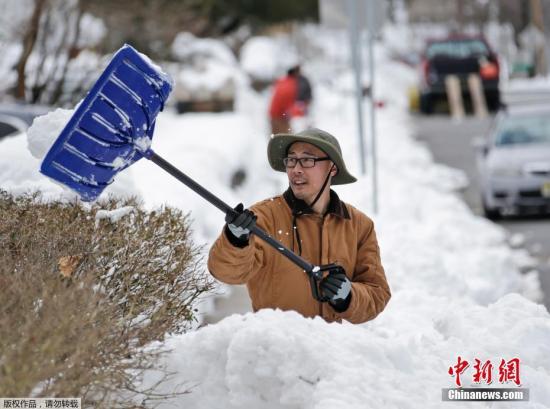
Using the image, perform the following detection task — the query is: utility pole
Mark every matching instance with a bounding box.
[346,0,367,175]
[366,0,378,213]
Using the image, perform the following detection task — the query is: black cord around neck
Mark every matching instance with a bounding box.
[291,165,334,256]
[309,165,334,211]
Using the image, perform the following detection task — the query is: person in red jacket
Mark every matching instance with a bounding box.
[268,65,300,134]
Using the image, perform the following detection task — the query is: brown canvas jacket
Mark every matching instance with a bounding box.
[207,188,391,324]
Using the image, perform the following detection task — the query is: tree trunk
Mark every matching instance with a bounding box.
[15,0,47,101]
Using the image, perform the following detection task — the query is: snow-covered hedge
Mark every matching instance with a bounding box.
[0,192,213,406]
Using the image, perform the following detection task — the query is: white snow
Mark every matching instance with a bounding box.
[509,233,526,248]
[144,299,550,409]
[504,76,550,91]
[176,59,236,94]
[0,43,21,94]
[136,50,173,87]
[171,32,237,66]
[240,36,299,81]
[26,108,74,160]
[1,24,549,409]
[111,156,127,169]
[169,32,243,99]
[95,206,134,224]
[77,13,107,49]
[134,136,152,153]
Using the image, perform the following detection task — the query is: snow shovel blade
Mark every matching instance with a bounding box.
[40,44,172,201]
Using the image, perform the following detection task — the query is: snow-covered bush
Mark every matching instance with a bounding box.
[0,191,213,407]
[239,35,299,90]
[0,0,106,106]
[170,32,242,112]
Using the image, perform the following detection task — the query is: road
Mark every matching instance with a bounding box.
[412,114,550,312]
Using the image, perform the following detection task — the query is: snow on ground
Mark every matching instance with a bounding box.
[144,298,550,409]
[1,24,549,408]
[240,35,300,82]
[504,76,550,91]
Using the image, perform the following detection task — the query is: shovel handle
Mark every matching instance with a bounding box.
[147,151,317,275]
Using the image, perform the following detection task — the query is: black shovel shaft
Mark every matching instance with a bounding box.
[148,151,316,273]
[149,151,232,214]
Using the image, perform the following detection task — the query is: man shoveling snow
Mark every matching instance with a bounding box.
[208,128,391,323]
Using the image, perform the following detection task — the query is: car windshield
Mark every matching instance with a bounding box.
[495,114,550,146]
[426,39,489,59]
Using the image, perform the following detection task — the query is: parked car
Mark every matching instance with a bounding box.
[475,103,550,219]
[419,35,500,114]
[0,103,51,139]
[0,113,27,138]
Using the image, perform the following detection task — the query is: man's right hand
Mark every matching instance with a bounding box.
[225,203,256,241]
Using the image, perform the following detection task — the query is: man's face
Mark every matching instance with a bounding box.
[285,142,336,203]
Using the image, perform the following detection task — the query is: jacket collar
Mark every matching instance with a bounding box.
[283,187,350,219]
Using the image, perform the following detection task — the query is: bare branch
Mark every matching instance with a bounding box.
[15,0,48,100]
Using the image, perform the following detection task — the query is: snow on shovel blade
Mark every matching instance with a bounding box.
[40,44,172,201]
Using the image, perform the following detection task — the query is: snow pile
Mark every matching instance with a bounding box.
[146,296,550,408]
[26,108,74,160]
[240,36,299,82]
[171,32,242,95]
[172,32,237,66]
[176,60,237,96]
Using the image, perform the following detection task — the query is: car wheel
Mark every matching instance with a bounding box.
[482,199,501,220]
[420,93,433,115]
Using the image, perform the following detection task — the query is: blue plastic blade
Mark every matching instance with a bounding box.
[40,44,172,201]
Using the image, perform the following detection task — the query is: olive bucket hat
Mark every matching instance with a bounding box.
[267,128,357,185]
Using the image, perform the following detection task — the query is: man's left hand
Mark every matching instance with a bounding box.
[320,268,352,312]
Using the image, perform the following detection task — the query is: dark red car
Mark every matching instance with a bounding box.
[419,35,500,114]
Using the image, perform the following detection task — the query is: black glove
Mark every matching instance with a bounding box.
[224,203,257,244]
[320,267,352,312]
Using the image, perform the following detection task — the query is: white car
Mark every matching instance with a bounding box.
[476,104,550,219]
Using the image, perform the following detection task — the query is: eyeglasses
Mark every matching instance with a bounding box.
[283,156,330,168]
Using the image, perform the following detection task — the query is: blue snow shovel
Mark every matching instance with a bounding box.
[40,44,337,302]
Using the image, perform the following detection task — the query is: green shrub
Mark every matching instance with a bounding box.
[0,190,214,408]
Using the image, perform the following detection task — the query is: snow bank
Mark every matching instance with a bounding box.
[147,297,550,408]
[171,32,237,66]
[170,32,244,98]
[240,36,299,81]
[176,59,237,95]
